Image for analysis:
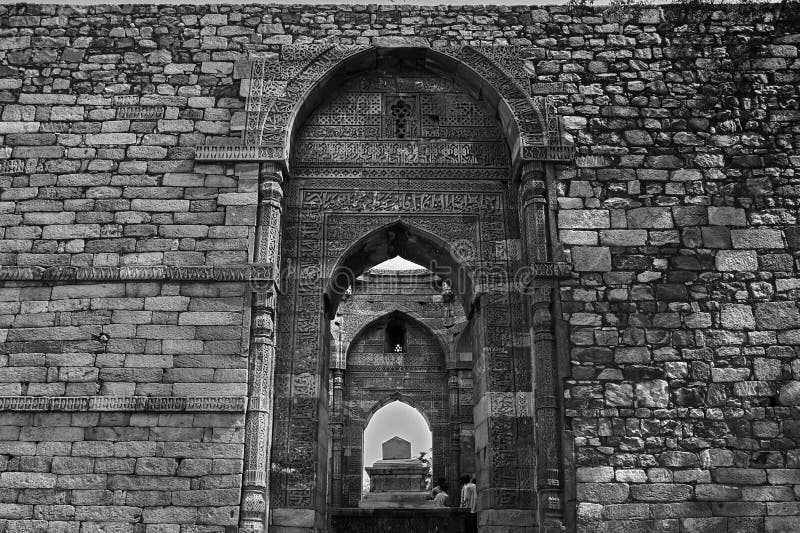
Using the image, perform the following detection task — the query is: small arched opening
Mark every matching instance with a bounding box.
[362,400,432,501]
[385,314,406,353]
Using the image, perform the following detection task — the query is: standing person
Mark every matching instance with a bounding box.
[459,474,477,533]
[433,482,450,507]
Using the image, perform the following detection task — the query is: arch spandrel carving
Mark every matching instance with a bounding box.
[194,42,574,169]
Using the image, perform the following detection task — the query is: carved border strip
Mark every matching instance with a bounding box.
[0,396,246,412]
[533,261,572,279]
[0,264,274,282]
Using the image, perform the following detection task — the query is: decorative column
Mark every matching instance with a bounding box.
[447,369,460,485]
[518,161,565,531]
[240,162,284,533]
[330,368,345,507]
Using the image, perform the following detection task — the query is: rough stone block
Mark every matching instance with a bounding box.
[716,250,757,271]
[630,483,692,502]
[577,483,630,503]
[731,228,784,249]
[708,207,747,226]
[600,229,647,246]
[720,304,755,330]
[634,379,668,407]
[605,383,633,406]
[627,207,673,229]
[85,133,136,145]
[755,302,800,329]
[712,468,766,484]
[778,381,800,406]
[571,246,612,272]
[558,210,610,229]
[577,466,615,483]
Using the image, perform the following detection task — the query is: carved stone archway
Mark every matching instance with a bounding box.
[194,40,574,533]
[337,312,451,508]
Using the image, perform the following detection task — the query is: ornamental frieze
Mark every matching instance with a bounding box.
[293,140,509,168]
[300,190,502,214]
[0,264,274,282]
[0,396,246,412]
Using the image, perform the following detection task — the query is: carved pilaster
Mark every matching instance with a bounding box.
[331,368,345,507]
[240,162,284,533]
[447,369,460,484]
[518,163,565,527]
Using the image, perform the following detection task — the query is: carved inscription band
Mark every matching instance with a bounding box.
[301,190,502,214]
[0,265,274,282]
[0,396,246,412]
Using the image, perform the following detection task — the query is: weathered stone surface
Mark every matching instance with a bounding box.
[0,5,796,533]
[634,380,669,408]
[558,210,610,229]
[605,383,633,407]
[627,207,673,229]
[755,302,800,330]
[572,246,612,272]
[577,483,630,503]
[720,304,755,330]
[716,250,758,271]
[778,381,800,406]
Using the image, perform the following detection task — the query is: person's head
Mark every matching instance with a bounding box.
[440,483,448,493]
[471,478,476,485]
[459,474,471,484]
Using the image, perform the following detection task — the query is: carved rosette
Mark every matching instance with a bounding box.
[239,163,284,533]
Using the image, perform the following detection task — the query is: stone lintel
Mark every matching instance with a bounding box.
[270,508,318,528]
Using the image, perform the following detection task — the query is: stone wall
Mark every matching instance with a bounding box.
[0,2,798,532]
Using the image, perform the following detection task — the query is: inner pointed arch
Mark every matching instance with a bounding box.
[324,220,473,318]
[343,309,449,368]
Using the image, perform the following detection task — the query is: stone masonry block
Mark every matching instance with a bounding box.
[731,228,784,249]
[577,483,630,503]
[708,207,747,226]
[720,304,755,330]
[755,302,800,329]
[627,207,673,229]
[634,379,668,407]
[577,467,615,483]
[630,484,692,502]
[571,246,612,272]
[715,250,757,271]
[712,468,766,484]
[558,210,610,229]
[600,229,647,246]
[85,133,136,145]
[778,381,800,406]
[605,383,633,407]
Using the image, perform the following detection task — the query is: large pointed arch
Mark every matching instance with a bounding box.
[323,219,474,319]
[194,42,575,168]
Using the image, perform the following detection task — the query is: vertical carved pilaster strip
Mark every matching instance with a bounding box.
[240,163,284,533]
[448,369,460,484]
[330,368,345,507]
[519,162,565,529]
